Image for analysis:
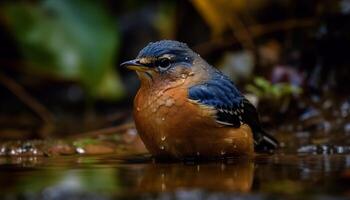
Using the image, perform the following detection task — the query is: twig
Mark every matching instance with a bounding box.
[248,18,315,37]
[0,73,54,124]
[228,12,255,51]
[68,122,135,139]
[195,18,315,56]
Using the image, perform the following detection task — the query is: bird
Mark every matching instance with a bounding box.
[121,40,278,160]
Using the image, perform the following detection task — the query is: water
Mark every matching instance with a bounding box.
[0,153,349,200]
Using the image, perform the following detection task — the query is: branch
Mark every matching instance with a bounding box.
[194,18,316,56]
[0,73,54,124]
[68,122,135,139]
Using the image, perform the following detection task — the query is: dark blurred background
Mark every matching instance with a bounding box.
[1,0,350,151]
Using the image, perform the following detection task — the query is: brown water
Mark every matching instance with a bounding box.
[0,152,349,200]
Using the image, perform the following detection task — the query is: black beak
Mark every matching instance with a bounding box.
[120,59,149,71]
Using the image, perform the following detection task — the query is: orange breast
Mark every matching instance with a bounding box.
[133,82,254,159]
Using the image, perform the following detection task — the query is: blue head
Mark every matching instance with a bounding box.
[137,40,195,63]
[121,40,208,84]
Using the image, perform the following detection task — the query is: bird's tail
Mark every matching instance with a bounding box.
[254,129,279,152]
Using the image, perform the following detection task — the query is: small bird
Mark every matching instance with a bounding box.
[121,40,278,160]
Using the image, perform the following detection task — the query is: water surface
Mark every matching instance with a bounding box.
[1,153,349,200]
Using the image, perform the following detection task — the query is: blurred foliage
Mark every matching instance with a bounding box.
[73,138,99,148]
[2,0,124,99]
[153,1,176,39]
[76,168,120,192]
[246,77,302,100]
[13,167,119,193]
[219,51,255,81]
[191,0,246,36]
[190,0,265,50]
[16,170,62,193]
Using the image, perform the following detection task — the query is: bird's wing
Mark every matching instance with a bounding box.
[188,73,246,127]
[188,72,278,151]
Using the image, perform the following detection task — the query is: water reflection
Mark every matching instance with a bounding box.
[0,154,349,199]
[136,160,254,193]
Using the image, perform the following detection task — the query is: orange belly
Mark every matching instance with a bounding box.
[133,85,254,159]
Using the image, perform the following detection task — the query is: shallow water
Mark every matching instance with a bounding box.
[0,153,349,200]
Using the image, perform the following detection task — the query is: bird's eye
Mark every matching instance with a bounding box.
[156,58,171,70]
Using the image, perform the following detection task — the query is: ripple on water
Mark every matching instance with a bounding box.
[297,144,350,154]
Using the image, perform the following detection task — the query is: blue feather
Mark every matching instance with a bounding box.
[188,72,244,127]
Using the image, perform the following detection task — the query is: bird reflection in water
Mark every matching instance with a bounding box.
[136,159,254,193]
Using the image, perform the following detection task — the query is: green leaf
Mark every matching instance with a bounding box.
[73,138,99,148]
[2,0,124,99]
[247,76,302,100]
